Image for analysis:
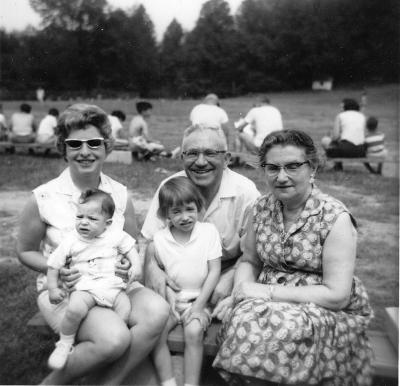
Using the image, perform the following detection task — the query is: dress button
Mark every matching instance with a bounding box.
[277,276,286,284]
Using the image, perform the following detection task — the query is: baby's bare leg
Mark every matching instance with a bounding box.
[113,291,131,323]
[61,291,96,336]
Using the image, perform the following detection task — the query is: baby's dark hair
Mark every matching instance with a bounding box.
[157,176,204,220]
[366,116,378,132]
[79,188,115,219]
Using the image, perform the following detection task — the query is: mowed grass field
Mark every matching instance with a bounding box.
[0,84,398,385]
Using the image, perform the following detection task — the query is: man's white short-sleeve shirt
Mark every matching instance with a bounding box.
[142,168,260,264]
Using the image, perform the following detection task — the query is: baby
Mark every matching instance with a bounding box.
[46,188,140,370]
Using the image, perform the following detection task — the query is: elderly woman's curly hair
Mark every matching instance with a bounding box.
[259,129,320,170]
[56,104,113,157]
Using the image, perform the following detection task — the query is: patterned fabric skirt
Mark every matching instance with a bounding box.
[213,299,373,385]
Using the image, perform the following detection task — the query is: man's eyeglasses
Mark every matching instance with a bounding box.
[65,138,105,150]
[182,149,226,160]
[261,161,309,176]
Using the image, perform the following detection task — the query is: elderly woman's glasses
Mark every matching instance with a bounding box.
[65,138,105,149]
[182,149,226,161]
[261,161,309,176]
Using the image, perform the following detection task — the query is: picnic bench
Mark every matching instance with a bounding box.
[28,307,398,382]
[325,155,388,174]
[0,140,57,155]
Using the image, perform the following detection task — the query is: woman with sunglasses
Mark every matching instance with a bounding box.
[17,104,169,384]
[212,130,373,385]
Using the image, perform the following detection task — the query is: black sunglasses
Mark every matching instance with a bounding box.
[64,138,105,149]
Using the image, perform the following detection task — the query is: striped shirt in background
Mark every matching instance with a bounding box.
[365,133,387,156]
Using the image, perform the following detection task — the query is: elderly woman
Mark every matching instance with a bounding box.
[17,104,169,385]
[212,130,373,385]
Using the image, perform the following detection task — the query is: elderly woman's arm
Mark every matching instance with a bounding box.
[235,212,356,311]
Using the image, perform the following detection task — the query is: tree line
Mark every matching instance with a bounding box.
[1,0,398,99]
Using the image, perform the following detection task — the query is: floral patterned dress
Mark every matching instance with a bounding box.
[213,187,373,385]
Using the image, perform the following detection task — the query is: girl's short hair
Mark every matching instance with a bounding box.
[79,188,115,219]
[157,176,204,220]
[259,129,319,170]
[56,104,113,157]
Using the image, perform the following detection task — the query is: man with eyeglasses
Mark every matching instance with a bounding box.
[142,124,260,307]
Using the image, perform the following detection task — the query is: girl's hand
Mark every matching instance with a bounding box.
[211,295,234,321]
[115,256,131,282]
[182,308,211,331]
[49,288,67,304]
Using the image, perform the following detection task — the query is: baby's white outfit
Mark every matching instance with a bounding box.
[47,228,136,307]
[153,222,221,316]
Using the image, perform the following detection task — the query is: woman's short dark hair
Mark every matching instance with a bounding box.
[111,110,126,122]
[157,176,204,220]
[136,101,153,114]
[79,188,115,219]
[48,108,59,117]
[259,129,319,170]
[20,103,32,113]
[56,104,113,156]
[342,98,360,111]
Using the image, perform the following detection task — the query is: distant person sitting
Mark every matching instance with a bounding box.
[108,110,129,147]
[37,108,59,145]
[322,98,366,170]
[363,116,387,174]
[0,104,8,141]
[235,97,283,154]
[190,93,230,145]
[9,103,37,143]
[128,101,168,160]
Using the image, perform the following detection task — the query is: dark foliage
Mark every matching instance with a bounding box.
[0,0,398,99]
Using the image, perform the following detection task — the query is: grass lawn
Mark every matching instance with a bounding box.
[0,84,398,385]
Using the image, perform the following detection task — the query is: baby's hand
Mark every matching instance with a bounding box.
[49,288,66,304]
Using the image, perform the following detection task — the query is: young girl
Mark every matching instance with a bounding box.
[46,189,141,370]
[146,176,221,386]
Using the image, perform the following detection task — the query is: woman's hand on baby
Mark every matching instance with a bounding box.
[115,256,131,282]
[49,288,67,304]
[59,266,80,290]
